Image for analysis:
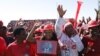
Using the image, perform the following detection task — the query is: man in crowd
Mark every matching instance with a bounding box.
[55,5,84,56]
[0,20,6,56]
[81,20,100,56]
[0,36,6,56]
[6,23,40,56]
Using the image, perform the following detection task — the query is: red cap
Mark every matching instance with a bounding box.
[68,18,76,25]
[88,20,99,28]
[35,28,43,33]
[43,24,54,31]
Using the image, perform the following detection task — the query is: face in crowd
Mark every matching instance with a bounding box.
[64,22,77,37]
[13,28,27,40]
[0,26,7,37]
[88,20,100,38]
[34,28,43,37]
[43,24,54,40]
[89,26,100,37]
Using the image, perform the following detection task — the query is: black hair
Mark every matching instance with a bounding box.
[0,26,7,30]
[8,27,13,32]
[0,26,7,34]
[13,28,25,37]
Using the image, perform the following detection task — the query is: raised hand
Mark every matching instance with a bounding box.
[57,5,66,18]
[26,22,41,43]
[95,9,99,14]
[86,17,91,24]
[82,16,86,24]
[88,17,91,22]
[94,9,99,21]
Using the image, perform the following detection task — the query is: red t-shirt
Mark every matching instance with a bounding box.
[6,40,36,56]
[82,36,100,56]
[0,37,6,56]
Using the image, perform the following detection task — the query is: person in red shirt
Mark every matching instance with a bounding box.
[0,26,14,46]
[6,28,30,56]
[0,21,7,56]
[6,23,42,56]
[81,20,100,56]
[6,23,40,56]
[33,24,61,56]
[0,37,6,56]
[34,27,43,40]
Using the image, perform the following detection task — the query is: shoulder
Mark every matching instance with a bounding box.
[0,37,5,41]
[0,37,6,45]
[7,42,17,49]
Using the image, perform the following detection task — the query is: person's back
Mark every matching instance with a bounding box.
[81,35,100,56]
[81,20,100,56]
[0,37,6,56]
[6,40,31,56]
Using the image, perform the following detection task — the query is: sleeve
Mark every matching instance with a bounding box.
[5,45,13,56]
[29,43,36,56]
[0,37,6,56]
[71,35,84,52]
[55,17,66,38]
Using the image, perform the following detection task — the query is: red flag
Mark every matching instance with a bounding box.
[74,1,82,28]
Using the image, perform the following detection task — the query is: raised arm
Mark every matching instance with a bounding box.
[82,16,86,24]
[94,9,99,21]
[55,5,67,38]
[26,23,40,43]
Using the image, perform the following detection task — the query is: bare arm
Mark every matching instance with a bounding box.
[95,9,99,21]
[57,5,66,18]
[55,5,67,38]
[26,23,40,43]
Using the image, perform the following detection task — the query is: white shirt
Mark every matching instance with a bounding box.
[55,18,84,56]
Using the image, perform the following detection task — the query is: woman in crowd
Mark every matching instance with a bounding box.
[81,20,100,56]
[30,23,61,56]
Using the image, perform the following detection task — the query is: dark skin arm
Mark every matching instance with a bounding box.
[57,5,66,18]
[86,17,91,24]
[26,23,41,43]
[95,9,99,21]
[82,16,86,24]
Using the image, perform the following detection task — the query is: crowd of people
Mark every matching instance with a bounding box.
[0,5,100,56]
[7,19,55,32]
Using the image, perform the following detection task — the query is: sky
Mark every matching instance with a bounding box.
[0,0,98,26]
